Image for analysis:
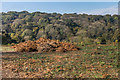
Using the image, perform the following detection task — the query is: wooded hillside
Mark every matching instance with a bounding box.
[1,11,120,45]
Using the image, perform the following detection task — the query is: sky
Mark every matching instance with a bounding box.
[1,0,120,2]
[2,2,118,15]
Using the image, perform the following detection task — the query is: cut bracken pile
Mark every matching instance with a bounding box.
[11,38,80,52]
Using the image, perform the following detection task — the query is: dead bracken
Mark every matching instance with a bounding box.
[11,38,80,52]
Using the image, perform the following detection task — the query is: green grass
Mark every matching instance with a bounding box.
[2,43,119,78]
[1,45,15,52]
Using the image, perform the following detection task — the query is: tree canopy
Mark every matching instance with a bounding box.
[2,11,119,44]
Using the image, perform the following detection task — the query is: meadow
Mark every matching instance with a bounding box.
[1,43,119,78]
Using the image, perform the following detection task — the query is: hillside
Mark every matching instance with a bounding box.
[1,11,120,78]
[1,11,120,45]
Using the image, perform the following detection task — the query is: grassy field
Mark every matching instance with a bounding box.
[0,45,15,52]
[2,43,119,78]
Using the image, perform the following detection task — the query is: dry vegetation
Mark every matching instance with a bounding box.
[2,43,119,78]
[11,38,79,52]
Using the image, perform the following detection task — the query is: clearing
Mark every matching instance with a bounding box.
[1,44,119,78]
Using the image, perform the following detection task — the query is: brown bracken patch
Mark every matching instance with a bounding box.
[11,38,80,52]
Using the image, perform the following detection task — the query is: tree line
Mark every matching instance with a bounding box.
[1,11,120,45]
